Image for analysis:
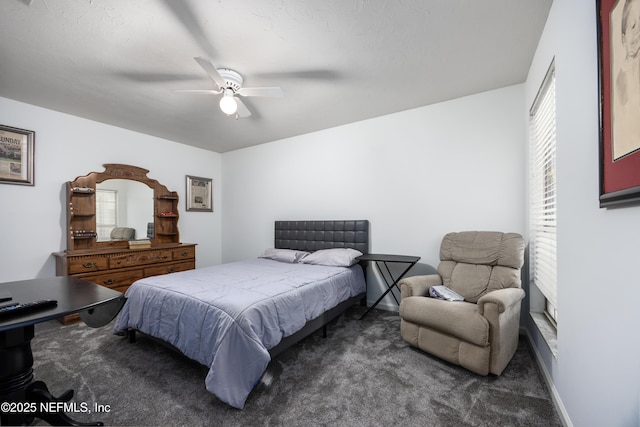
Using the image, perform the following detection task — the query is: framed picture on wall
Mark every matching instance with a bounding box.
[0,124,35,186]
[597,0,640,207]
[186,175,213,212]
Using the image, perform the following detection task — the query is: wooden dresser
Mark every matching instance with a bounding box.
[53,164,197,324]
[53,243,195,324]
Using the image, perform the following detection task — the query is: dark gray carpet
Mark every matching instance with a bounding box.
[30,306,562,426]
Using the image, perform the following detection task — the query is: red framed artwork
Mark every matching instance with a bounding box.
[597,0,640,207]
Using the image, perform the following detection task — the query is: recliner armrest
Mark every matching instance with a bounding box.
[477,288,525,315]
[399,274,442,299]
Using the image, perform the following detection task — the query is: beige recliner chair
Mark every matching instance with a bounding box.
[110,227,136,240]
[399,231,525,376]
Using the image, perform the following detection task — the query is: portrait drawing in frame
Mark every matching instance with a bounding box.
[598,0,640,206]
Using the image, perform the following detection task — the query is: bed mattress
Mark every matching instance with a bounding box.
[113,258,366,408]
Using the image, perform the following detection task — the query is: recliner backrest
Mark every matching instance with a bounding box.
[110,227,136,240]
[437,231,524,303]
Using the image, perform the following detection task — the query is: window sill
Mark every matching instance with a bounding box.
[530,312,558,360]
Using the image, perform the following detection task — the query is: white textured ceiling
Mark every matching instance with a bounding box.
[0,0,552,153]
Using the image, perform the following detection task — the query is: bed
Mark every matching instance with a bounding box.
[113,220,369,409]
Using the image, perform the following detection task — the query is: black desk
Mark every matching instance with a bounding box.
[0,276,124,426]
[358,253,420,320]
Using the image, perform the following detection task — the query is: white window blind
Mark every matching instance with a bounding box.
[530,63,557,312]
[96,189,118,240]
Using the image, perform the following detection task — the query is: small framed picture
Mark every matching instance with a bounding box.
[186,175,213,212]
[0,124,35,186]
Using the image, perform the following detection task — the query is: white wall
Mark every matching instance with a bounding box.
[525,1,640,426]
[0,97,222,282]
[222,85,527,308]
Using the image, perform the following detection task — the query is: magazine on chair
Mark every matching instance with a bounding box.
[429,285,464,301]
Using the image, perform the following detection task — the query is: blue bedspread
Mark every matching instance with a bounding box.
[113,258,365,408]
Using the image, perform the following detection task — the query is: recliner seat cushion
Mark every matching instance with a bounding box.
[400,296,489,347]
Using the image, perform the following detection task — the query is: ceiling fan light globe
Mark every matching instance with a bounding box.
[219,96,238,115]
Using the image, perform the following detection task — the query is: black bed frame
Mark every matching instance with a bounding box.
[268,220,369,357]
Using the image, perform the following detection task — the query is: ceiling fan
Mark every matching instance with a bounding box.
[175,56,284,118]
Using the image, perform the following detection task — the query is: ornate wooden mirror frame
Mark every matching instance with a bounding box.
[66,164,180,251]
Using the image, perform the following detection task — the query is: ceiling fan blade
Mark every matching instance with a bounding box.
[237,87,284,98]
[114,71,200,83]
[194,57,227,90]
[172,89,222,95]
[160,0,217,58]
[235,97,252,118]
[254,70,341,81]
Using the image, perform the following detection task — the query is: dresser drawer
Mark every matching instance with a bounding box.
[109,250,172,269]
[144,261,194,277]
[68,256,109,274]
[81,269,144,292]
[173,246,195,261]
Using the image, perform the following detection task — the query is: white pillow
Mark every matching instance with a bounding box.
[258,248,310,263]
[300,248,363,267]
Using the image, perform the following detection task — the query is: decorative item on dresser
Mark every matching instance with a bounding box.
[52,164,196,324]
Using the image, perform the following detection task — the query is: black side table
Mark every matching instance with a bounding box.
[0,276,124,426]
[358,253,420,319]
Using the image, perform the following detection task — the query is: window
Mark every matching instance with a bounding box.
[96,189,117,240]
[530,61,557,325]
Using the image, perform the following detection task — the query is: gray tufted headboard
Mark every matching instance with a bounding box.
[274,220,369,254]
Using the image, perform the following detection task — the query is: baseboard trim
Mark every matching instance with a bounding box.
[521,328,573,427]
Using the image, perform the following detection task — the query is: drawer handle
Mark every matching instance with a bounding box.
[83,262,97,268]
[103,279,115,285]
[181,252,189,257]
[167,269,176,273]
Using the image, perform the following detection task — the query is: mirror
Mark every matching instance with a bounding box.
[66,163,180,251]
[95,179,154,241]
